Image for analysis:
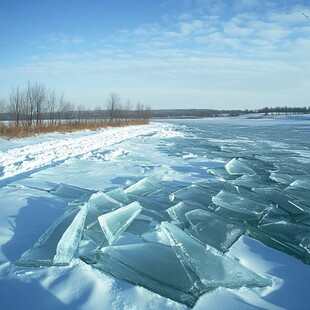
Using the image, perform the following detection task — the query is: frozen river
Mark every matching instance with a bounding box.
[0,117,309,309]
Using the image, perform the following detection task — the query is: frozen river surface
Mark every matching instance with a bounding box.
[0,117,309,309]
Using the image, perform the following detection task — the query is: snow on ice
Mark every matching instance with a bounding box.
[0,119,310,309]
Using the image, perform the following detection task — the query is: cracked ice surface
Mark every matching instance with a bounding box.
[1,119,310,309]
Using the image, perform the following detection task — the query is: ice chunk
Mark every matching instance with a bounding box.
[167,201,200,223]
[124,174,163,196]
[141,227,171,246]
[258,206,291,225]
[248,221,310,264]
[170,184,214,208]
[232,174,274,189]
[161,222,271,290]
[289,179,310,191]
[50,183,94,199]
[207,166,234,179]
[83,220,107,244]
[185,209,244,252]
[106,187,131,204]
[16,205,87,267]
[284,184,310,210]
[253,188,305,215]
[125,194,170,219]
[88,191,123,210]
[126,214,153,236]
[98,202,142,245]
[225,158,255,176]
[212,190,266,221]
[81,242,203,308]
[54,204,88,264]
[300,233,310,254]
[85,191,122,228]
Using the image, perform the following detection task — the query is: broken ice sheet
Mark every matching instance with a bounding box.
[253,187,306,215]
[81,242,203,308]
[185,209,244,252]
[50,183,94,200]
[106,187,131,204]
[225,158,255,176]
[125,213,154,235]
[212,189,266,221]
[300,233,310,254]
[284,183,310,210]
[98,202,142,245]
[166,201,201,224]
[247,221,310,264]
[84,191,122,228]
[141,226,171,246]
[161,222,271,291]
[232,174,274,190]
[16,204,87,267]
[170,184,214,208]
[124,174,164,196]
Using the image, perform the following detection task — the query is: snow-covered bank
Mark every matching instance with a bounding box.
[0,124,161,183]
[0,120,309,309]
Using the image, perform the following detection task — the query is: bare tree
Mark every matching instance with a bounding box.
[0,98,7,122]
[143,104,153,121]
[135,102,143,120]
[46,89,57,125]
[31,83,46,125]
[0,98,6,113]
[124,99,132,123]
[106,92,121,122]
[56,93,65,124]
[77,104,86,123]
[9,87,23,126]
[61,101,75,123]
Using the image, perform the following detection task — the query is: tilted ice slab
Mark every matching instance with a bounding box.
[81,242,202,308]
[106,187,131,204]
[98,202,142,245]
[253,187,306,215]
[161,222,272,291]
[84,191,123,228]
[225,158,255,176]
[185,209,245,252]
[232,174,274,190]
[212,189,266,221]
[166,201,201,224]
[124,174,164,197]
[16,204,88,266]
[169,184,214,208]
[50,183,94,200]
[247,220,310,264]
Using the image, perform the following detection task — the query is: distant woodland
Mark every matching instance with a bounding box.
[0,82,309,138]
[152,106,310,118]
[0,83,151,138]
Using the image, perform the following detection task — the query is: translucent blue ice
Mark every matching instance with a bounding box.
[253,187,305,215]
[161,222,271,290]
[98,202,142,245]
[225,158,255,176]
[16,205,87,266]
[81,242,203,308]
[185,209,244,252]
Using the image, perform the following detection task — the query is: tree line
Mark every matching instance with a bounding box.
[258,106,310,115]
[0,82,152,126]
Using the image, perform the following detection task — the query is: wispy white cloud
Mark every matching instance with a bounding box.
[1,0,310,109]
[42,33,85,45]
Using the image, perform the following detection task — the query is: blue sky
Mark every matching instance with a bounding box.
[0,0,310,110]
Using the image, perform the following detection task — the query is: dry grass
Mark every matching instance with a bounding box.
[0,120,149,139]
